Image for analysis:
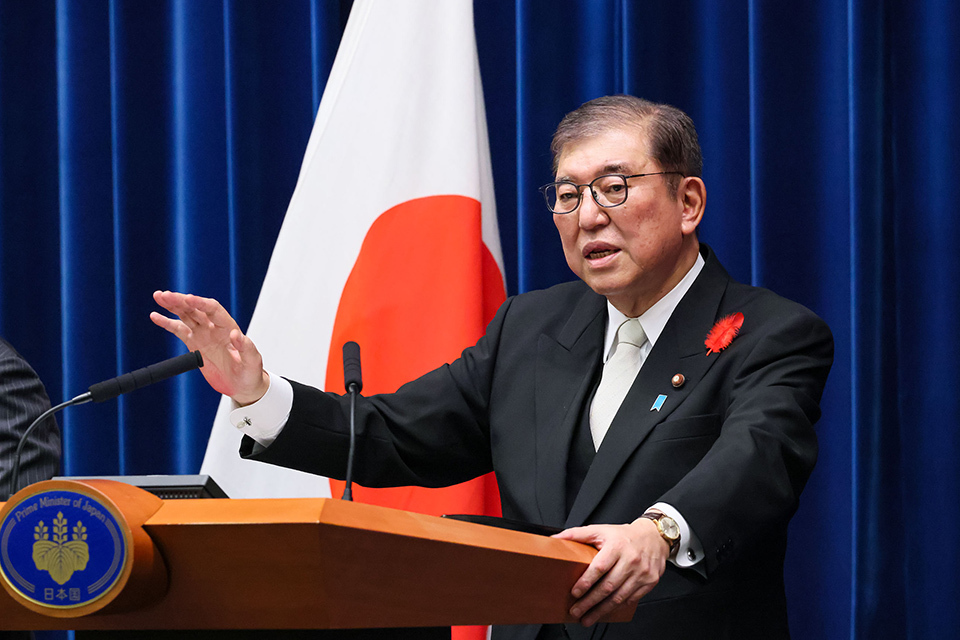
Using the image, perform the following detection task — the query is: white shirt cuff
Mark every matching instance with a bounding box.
[651,502,706,573]
[228,371,294,448]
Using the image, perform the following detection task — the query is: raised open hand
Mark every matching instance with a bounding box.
[150,291,270,405]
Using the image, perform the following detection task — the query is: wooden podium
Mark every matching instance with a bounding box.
[0,479,634,631]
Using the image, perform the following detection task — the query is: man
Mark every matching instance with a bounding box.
[0,337,60,501]
[152,96,833,639]
[0,340,60,640]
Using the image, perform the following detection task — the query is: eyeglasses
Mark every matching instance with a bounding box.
[538,172,683,214]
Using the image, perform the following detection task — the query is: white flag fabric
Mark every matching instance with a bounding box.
[201,0,504,506]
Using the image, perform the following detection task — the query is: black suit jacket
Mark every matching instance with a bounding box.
[0,337,60,501]
[244,245,834,639]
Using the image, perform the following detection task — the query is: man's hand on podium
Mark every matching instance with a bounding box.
[151,291,270,406]
[553,518,668,627]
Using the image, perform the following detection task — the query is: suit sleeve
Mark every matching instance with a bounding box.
[0,344,61,499]
[240,297,515,488]
[659,307,834,576]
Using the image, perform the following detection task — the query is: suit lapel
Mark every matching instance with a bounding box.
[534,288,606,527]
[565,247,733,527]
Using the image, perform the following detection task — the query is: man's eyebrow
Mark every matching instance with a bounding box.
[601,162,631,175]
[556,163,633,183]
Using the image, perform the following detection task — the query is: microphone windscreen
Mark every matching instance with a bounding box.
[342,341,362,393]
[88,351,203,403]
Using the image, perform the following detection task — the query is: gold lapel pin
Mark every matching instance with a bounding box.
[671,373,685,388]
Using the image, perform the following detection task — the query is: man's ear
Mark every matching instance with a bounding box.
[679,176,706,235]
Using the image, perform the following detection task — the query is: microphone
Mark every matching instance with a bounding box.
[341,341,362,501]
[7,351,204,498]
[343,341,362,393]
[86,351,203,403]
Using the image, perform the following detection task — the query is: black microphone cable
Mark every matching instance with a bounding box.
[6,351,203,498]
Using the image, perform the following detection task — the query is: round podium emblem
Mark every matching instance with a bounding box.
[0,489,128,609]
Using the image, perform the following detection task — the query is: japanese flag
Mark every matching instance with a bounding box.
[200,0,505,596]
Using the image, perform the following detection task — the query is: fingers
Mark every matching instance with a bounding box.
[153,290,233,326]
[149,310,183,334]
[150,291,268,403]
[553,526,614,598]
[152,290,241,342]
[569,546,630,619]
[572,546,615,599]
[153,289,187,315]
[573,554,657,626]
[578,580,653,628]
[553,525,599,543]
[558,522,667,627]
[148,311,200,351]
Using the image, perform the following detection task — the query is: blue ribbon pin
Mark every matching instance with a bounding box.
[651,394,667,411]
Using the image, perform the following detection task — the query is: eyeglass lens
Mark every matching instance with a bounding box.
[543,175,628,213]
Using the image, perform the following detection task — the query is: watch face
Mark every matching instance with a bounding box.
[660,516,680,540]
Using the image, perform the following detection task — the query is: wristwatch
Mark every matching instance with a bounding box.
[641,511,680,555]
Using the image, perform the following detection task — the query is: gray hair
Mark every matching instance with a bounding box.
[550,95,703,197]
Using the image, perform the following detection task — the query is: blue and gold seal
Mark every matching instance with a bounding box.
[1,488,127,609]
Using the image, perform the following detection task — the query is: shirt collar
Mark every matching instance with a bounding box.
[601,252,706,363]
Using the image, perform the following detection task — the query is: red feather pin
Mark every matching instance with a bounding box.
[705,312,744,355]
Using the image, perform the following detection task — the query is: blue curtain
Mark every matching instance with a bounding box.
[1,1,957,638]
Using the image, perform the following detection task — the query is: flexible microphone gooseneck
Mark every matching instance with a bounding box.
[7,351,204,498]
[341,341,363,501]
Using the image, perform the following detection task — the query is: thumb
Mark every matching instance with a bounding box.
[229,329,259,361]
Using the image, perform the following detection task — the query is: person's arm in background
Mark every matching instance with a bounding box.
[0,338,60,500]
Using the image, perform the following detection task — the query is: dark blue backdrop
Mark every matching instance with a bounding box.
[1,1,957,638]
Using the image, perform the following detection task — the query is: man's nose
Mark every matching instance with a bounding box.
[578,190,609,230]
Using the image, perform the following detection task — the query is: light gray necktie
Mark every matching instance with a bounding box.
[589,318,647,449]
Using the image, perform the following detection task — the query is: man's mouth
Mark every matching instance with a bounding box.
[583,243,620,260]
[587,248,619,260]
